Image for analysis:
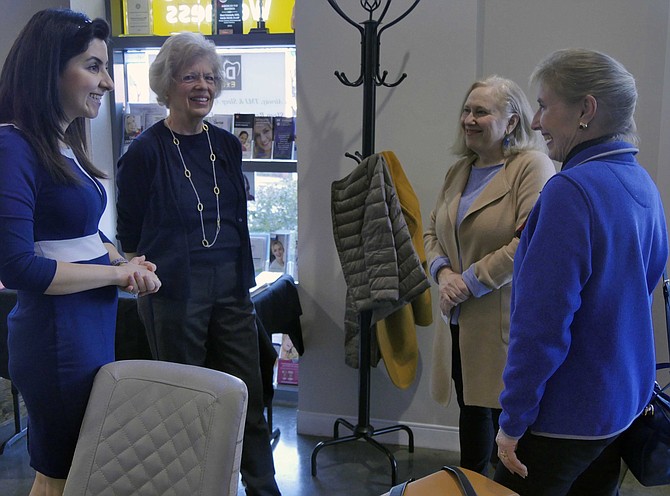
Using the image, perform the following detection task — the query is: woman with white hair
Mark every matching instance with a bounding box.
[116,32,280,496]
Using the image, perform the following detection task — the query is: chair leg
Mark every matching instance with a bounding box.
[0,382,27,454]
[266,403,280,445]
[11,383,21,433]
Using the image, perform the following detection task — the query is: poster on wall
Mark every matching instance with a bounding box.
[152,0,213,35]
[220,55,242,91]
[122,0,295,36]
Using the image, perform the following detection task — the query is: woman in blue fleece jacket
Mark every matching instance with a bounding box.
[494,49,668,495]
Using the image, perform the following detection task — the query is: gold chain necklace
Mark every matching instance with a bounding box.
[166,121,221,248]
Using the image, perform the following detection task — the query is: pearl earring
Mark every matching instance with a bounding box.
[578,121,588,130]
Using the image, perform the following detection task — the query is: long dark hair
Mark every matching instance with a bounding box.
[0,9,111,182]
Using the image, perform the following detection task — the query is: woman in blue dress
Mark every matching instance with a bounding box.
[0,10,161,495]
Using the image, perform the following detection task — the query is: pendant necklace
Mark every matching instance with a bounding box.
[166,120,221,248]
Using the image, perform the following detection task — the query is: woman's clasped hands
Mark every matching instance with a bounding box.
[437,268,471,315]
[117,255,161,297]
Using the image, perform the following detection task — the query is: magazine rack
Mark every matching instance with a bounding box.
[310,0,422,487]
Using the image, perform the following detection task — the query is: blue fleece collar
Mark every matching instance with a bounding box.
[562,140,639,172]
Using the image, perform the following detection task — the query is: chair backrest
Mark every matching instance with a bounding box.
[63,360,248,496]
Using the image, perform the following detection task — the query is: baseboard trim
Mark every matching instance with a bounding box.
[296,409,460,452]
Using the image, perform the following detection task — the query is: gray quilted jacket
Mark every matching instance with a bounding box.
[331,153,430,367]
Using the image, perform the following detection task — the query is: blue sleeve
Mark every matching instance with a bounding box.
[462,265,491,297]
[499,175,591,437]
[429,256,451,282]
[0,131,57,291]
[99,230,112,245]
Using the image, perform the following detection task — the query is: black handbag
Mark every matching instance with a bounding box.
[619,270,670,486]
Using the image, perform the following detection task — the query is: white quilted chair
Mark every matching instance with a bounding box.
[63,360,248,496]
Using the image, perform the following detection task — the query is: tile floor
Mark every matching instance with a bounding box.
[0,396,667,495]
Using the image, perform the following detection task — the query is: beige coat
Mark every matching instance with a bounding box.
[424,150,555,408]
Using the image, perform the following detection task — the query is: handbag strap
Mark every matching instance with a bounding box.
[386,466,478,496]
[389,480,411,496]
[442,466,478,496]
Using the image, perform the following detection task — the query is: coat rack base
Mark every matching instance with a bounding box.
[310,417,414,486]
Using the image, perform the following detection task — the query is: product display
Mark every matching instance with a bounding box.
[214,0,243,34]
[252,115,274,159]
[273,116,295,160]
[234,113,254,159]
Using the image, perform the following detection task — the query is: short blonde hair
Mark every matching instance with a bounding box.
[149,32,223,108]
[452,75,545,160]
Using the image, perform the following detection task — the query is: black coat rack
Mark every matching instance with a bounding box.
[310,0,422,487]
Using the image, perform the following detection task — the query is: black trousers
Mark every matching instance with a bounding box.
[138,263,280,496]
[493,432,621,496]
[451,324,502,475]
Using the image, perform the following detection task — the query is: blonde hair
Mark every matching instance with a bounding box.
[452,75,545,160]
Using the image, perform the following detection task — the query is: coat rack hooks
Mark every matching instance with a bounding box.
[326,0,421,160]
[311,0,422,487]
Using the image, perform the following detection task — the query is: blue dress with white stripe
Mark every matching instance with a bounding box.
[0,126,117,478]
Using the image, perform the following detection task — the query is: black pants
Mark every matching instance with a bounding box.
[138,263,280,496]
[451,324,502,474]
[493,432,621,496]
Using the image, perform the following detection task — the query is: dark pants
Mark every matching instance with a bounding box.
[493,431,621,495]
[138,263,280,496]
[451,324,502,474]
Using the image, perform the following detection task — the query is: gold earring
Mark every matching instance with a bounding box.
[579,121,588,130]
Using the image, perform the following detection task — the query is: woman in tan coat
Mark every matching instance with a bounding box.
[424,75,554,475]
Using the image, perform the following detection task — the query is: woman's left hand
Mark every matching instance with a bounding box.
[129,255,156,272]
[120,256,160,296]
[496,429,528,478]
[438,270,471,311]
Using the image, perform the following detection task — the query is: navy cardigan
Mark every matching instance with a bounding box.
[116,120,256,300]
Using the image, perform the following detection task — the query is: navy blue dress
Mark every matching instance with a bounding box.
[0,125,116,478]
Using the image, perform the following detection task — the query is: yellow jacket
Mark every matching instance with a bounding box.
[376,151,433,389]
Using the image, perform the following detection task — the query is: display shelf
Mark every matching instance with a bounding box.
[110,33,295,50]
[243,159,296,173]
[273,383,298,406]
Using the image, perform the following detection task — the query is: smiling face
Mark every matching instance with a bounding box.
[58,38,113,127]
[167,57,216,126]
[272,241,284,262]
[531,83,584,162]
[461,86,515,165]
[254,122,273,151]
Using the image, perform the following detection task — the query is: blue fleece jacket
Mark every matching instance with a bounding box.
[499,140,668,439]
